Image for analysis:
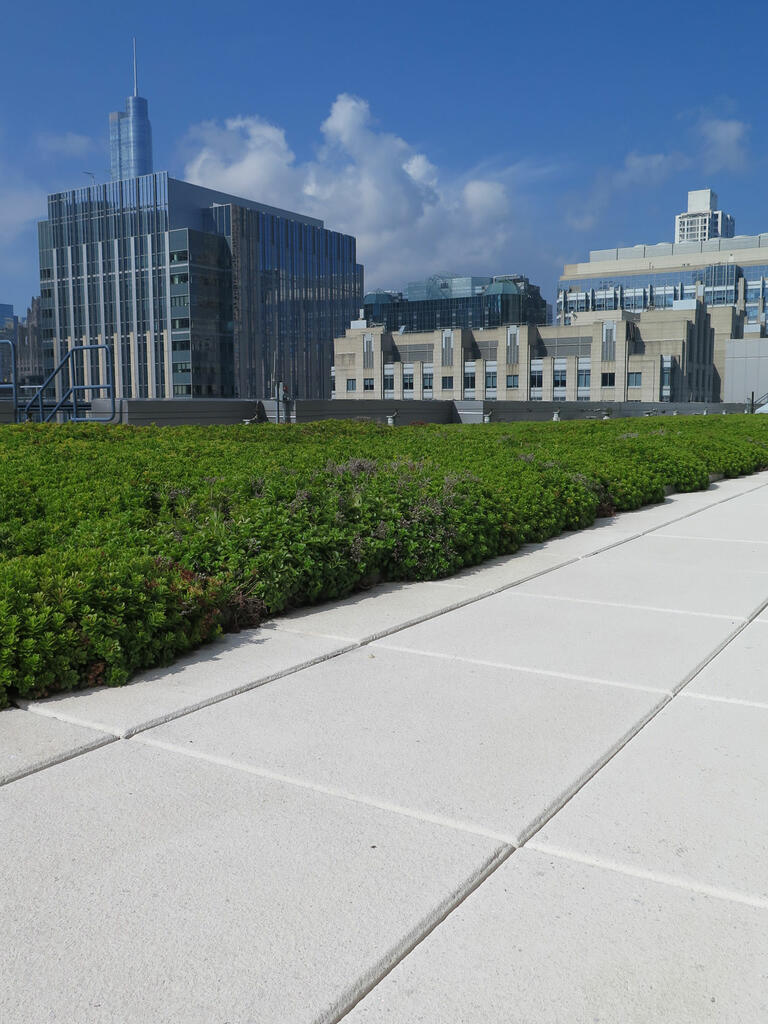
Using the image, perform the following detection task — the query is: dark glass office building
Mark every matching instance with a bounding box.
[363,275,547,332]
[0,303,18,384]
[37,172,362,400]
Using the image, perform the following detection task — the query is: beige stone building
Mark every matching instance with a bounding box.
[333,302,722,405]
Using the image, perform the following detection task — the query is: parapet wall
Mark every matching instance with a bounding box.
[1,398,748,427]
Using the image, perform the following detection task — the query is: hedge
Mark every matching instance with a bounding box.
[1,415,767,706]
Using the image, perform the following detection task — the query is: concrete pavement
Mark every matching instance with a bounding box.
[2,472,768,1022]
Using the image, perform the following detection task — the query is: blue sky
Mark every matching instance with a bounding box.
[2,0,767,315]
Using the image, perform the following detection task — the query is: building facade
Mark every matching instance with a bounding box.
[334,304,718,405]
[16,297,44,386]
[675,189,734,243]
[554,192,768,398]
[37,173,362,401]
[0,303,18,385]
[363,274,547,333]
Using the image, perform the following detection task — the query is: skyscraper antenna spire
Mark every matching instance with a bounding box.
[133,37,138,96]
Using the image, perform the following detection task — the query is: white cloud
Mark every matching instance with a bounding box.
[565,212,597,232]
[0,183,46,240]
[183,93,527,290]
[566,150,687,232]
[184,116,304,211]
[698,118,749,172]
[612,151,688,188]
[463,180,509,222]
[568,112,752,235]
[37,131,94,157]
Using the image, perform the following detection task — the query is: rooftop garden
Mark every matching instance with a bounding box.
[2,416,767,707]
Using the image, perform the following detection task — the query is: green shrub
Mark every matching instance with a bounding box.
[1,415,767,706]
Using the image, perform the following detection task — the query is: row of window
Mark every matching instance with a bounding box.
[344,371,641,391]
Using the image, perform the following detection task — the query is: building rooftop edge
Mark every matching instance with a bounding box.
[43,171,337,234]
[562,236,768,281]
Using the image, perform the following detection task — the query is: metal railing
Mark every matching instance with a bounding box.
[22,345,115,423]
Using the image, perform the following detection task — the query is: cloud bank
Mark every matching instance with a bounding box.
[184,94,541,289]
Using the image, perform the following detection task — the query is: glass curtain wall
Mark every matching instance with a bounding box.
[229,204,360,400]
[39,172,170,400]
[558,265,738,322]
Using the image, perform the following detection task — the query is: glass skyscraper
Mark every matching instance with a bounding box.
[37,173,362,400]
[109,44,153,180]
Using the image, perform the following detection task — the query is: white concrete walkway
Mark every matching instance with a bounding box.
[2,473,768,1023]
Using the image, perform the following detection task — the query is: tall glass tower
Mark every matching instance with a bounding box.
[109,40,153,181]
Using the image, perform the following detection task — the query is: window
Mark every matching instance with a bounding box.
[423,372,433,389]
[627,372,642,387]
[463,370,476,389]
[173,384,192,396]
[170,273,189,285]
[173,361,191,373]
[661,367,671,388]
[441,375,453,389]
[171,318,189,330]
[601,372,615,387]
[578,369,591,388]
[331,376,335,392]
[363,333,374,370]
[403,373,414,391]
[441,330,453,366]
[506,326,519,364]
[553,369,567,388]
[383,373,394,390]
[530,369,543,388]
[346,379,357,392]
[506,374,519,388]
[601,322,616,361]
[485,372,497,389]
[363,378,374,391]
[170,250,188,263]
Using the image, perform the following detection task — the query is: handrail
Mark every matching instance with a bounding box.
[0,338,18,421]
[753,392,768,411]
[22,345,115,423]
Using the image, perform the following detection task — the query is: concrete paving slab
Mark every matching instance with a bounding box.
[271,580,479,641]
[0,707,113,785]
[656,500,768,542]
[15,624,351,738]
[531,697,768,901]
[685,619,768,706]
[344,848,768,1024]
[376,591,740,692]
[433,521,640,595]
[0,741,504,1024]
[599,474,768,532]
[517,534,768,617]
[700,473,768,498]
[138,647,665,844]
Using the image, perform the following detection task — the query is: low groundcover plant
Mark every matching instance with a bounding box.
[1,415,767,706]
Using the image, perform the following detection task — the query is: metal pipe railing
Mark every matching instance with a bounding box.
[22,345,115,423]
